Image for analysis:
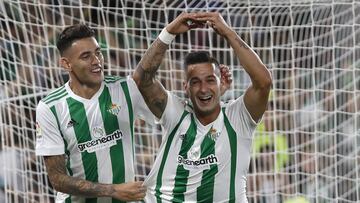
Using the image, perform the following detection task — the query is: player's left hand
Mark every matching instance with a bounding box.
[220,64,232,96]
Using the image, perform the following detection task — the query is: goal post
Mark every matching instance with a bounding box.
[0,0,358,202]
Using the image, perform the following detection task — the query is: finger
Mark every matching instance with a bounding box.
[134,181,144,185]
[188,23,205,29]
[138,186,147,193]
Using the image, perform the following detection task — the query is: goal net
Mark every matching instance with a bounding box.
[0,0,358,202]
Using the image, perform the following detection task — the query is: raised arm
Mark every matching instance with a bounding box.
[196,12,272,122]
[132,13,203,118]
[44,155,146,201]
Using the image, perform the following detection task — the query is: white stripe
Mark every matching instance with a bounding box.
[88,101,113,186]
[213,128,232,202]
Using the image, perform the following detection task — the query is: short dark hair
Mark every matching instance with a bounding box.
[56,24,95,55]
[183,51,219,71]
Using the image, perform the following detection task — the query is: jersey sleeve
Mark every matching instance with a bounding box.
[225,95,259,139]
[35,101,65,156]
[158,91,185,134]
[127,76,156,125]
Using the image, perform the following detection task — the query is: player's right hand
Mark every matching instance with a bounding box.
[166,12,205,35]
[110,181,146,201]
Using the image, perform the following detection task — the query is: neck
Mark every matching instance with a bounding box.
[195,105,221,126]
[69,80,101,99]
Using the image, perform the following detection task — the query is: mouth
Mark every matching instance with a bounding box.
[197,95,213,104]
[91,66,102,74]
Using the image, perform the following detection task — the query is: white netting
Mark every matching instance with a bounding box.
[0,0,359,202]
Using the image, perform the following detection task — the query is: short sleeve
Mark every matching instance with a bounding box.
[127,76,156,125]
[225,96,258,138]
[159,91,185,133]
[35,101,65,156]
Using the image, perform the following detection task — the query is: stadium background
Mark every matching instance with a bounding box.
[0,0,359,202]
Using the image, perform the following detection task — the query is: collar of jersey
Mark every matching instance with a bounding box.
[193,109,224,134]
[65,81,105,103]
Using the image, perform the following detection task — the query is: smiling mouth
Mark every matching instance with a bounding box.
[198,95,212,102]
[91,67,102,73]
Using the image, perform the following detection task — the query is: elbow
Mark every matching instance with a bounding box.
[258,65,272,90]
[48,173,68,193]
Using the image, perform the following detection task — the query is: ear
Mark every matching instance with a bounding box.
[183,80,189,97]
[60,57,71,72]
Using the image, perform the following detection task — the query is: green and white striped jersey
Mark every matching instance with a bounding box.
[35,76,154,203]
[144,91,258,203]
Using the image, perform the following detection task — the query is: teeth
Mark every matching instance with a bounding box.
[200,95,211,100]
[91,68,101,73]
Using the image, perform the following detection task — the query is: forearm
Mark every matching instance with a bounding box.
[135,38,168,87]
[225,30,272,88]
[133,37,170,118]
[44,155,114,198]
[50,174,114,197]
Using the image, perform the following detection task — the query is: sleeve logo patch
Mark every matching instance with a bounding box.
[36,122,42,139]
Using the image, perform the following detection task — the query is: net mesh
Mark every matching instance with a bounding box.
[0,0,359,202]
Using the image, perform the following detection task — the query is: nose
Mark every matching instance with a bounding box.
[91,54,101,65]
[199,82,208,93]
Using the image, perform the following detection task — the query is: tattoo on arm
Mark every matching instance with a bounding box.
[137,65,168,118]
[134,38,169,118]
[44,155,113,197]
[234,37,250,50]
[137,38,168,80]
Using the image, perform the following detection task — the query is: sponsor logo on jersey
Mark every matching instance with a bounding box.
[178,154,219,170]
[36,122,42,139]
[67,119,77,128]
[107,103,121,116]
[208,127,220,141]
[77,129,123,153]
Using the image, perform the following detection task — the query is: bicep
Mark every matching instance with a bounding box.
[243,84,270,122]
[138,80,168,119]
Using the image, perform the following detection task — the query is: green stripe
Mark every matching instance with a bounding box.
[98,86,125,203]
[120,81,135,162]
[171,114,197,202]
[104,76,123,83]
[196,126,218,202]
[66,97,98,203]
[223,108,237,203]
[45,91,68,104]
[43,87,66,102]
[50,105,73,203]
[155,111,189,203]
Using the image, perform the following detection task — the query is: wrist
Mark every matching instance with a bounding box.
[158,28,176,45]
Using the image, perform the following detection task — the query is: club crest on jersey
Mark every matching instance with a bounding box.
[36,122,42,139]
[208,127,220,141]
[108,103,121,116]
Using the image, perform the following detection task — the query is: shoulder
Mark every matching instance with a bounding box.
[223,96,258,130]
[41,85,68,106]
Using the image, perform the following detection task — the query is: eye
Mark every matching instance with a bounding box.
[81,54,90,60]
[190,79,200,86]
[95,51,103,56]
[207,77,217,83]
